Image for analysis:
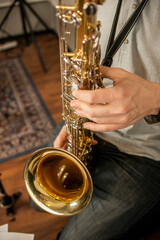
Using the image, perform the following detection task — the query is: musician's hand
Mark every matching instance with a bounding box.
[53,125,98,148]
[70,66,160,132]
[53,125,68,149]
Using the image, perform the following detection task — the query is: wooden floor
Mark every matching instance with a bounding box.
[0,32,68,240]
[0,32,160,240]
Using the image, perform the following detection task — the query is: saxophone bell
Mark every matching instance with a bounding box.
[24,148,92,215]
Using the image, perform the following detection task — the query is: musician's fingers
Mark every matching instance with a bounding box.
[91,138,98,145]
[72,87,114,104]
[83,122,128,132]
[53,126,68,148]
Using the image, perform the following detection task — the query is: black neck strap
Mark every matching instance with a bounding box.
[102,0,149,67]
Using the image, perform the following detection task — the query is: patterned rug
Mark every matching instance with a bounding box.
[0,57,56,163]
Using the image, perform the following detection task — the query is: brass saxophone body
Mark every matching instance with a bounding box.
[57,0,104,165]
[24,0,104,216]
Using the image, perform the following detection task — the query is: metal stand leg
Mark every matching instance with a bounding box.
[0,0,17,31]
[19,0,29,45]
[0,173,21,222]
[19,1,47,72]
[23,0,54,34]
[0,0,54,72]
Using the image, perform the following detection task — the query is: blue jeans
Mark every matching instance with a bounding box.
[48,122,160,240]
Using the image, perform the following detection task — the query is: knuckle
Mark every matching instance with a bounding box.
[87,92,97,103]
[117,87,127,99]
[121,105,127,114]
[88,109,96,118]
[117,68,128,77]
[92,117,100,123]
[121,114,130,124]
[102,125,110,132]
[118,104,128,115]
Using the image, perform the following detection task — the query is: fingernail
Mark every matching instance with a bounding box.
[70,101,77,108]
[92,140,98,145]
[83,123,89,129]
[72,90,77,97]
[76,109,83,116]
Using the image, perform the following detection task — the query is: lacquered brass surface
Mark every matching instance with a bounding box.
[57,0,104,163]
[24,0,105,216]
[24,148,93,215]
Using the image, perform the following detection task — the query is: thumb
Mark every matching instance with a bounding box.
[100,66,128,83]
[53,126,68,148]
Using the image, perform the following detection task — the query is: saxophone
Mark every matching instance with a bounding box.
[24,0,105,216]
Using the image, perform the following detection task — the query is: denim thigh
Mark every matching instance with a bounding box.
[58,142,160,240]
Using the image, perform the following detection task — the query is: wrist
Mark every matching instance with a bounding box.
[153,82,160,111]
[144,82,160,124]
[144,111,160,124]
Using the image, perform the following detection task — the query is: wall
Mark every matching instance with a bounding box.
[0,0,75,49]
[0,0,58,38]
[0,0,47,7]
